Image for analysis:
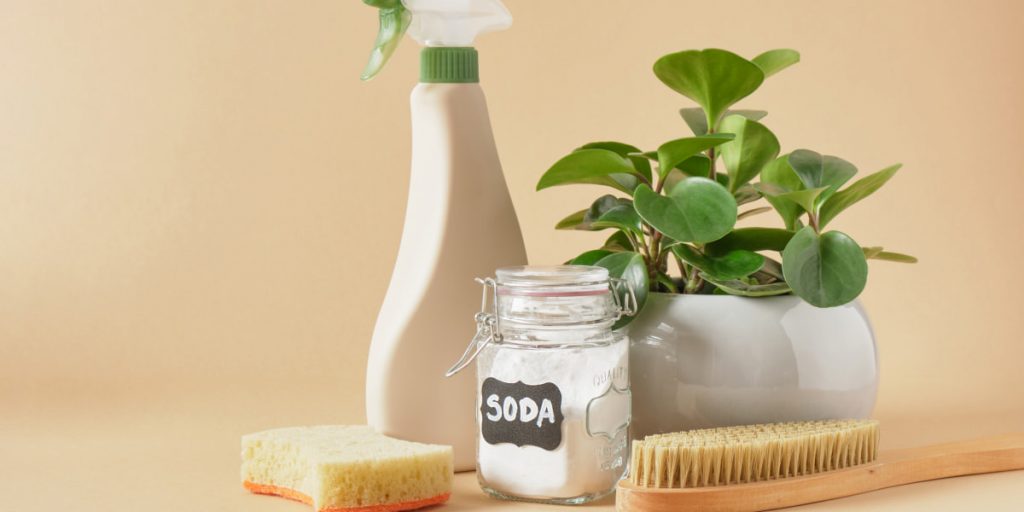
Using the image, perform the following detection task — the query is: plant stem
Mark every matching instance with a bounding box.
[685,271,703,294]
[682,243,706,293]
[625,231,642,253]
[647,235,661,284]
[633,228,658,285]
[638,231,650,257]
[654,167,667,194]
[660,276,679,293]
[679,128,715,294]
[650,231,663,268]
[646,170,667,291]
[674,253,689,281]
[706,125,717,179]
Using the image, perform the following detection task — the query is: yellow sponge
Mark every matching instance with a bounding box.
[241,425,452,512]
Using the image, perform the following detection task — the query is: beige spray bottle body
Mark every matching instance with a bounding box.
[367,81,525,470]
[360,1,525,470]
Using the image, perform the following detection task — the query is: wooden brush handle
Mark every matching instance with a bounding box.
[616,433,1024,512]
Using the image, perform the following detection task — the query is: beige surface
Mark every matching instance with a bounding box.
[2,0,1024,511]
[3,387,1022,511]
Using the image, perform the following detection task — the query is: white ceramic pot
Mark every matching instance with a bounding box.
[627,293,878,438]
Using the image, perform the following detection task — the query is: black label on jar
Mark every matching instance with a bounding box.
[479,378,564,451]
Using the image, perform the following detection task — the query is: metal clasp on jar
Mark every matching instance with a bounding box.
[444,271,637,378]
[609,277,638,319]
[445,277,501,377]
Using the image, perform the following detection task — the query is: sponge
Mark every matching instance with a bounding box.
[241,425,453,512]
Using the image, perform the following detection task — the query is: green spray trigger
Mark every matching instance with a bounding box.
[361,0,411,81]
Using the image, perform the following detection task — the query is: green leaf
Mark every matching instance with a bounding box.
[679,108,709,136]
[602,231,634,252]
[718,115,780,192]
[536,149,640,194]
[756,256,785,281]
[752,49,800,77]
[658,235,683,254]
[701,274,793,297]
[787,150,857,202]
[661,157,716,194]
[569,249,614,265]
[678,155,712,178]
[863,248,918,263]
[819,164,901,228]
[592,252,649,329]
[586,195,630,221]
[733,184,761,205]
[560,195,643,235]
[555,209,587,230]
[578,141,653,183]
[655,272,679,293]
[730,110,769,122]
[760,155,805,230]
[656,135,734,181]
[555,196,625,231]
[782,227,868,307]
[634,179,737,243]
[639,151,712,177]
[661,169,687,195]
[762,155,803,190]
[577,141,642,155]
[673,245,764,280]
[862,246,884,258]
[737,206,772,220]
[654,49,765,130]
[764,186,829,215]
[592,205,643,234]
[680,108,767,136]
[873,251,917,263]
[706,227,795,256]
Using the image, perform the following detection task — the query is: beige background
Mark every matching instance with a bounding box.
[2,1,1023,510]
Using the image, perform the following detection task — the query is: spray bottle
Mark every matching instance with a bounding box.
[361,0,527,471]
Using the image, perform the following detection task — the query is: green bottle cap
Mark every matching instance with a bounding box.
[419,47,479,83]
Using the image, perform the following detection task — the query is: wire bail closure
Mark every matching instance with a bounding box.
[444,273,638,378]
[610,277,638,319]
[444,278,500,378]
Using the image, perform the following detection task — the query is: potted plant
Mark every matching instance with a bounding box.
[536,48,916,437]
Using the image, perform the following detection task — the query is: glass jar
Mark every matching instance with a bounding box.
[447,266,634,505]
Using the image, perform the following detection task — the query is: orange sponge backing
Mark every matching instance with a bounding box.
[243,481,450,512]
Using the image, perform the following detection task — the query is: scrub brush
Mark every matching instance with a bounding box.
[617,419,1024,512]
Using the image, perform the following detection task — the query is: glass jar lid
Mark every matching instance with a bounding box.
[445,265,636,377]
[495,265,610,296]
[494,266,616,328]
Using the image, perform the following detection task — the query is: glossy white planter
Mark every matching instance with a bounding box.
[627,293,878,438]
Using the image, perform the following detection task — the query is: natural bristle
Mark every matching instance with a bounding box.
[630,419,879,488]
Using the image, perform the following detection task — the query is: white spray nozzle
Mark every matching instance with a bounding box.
[361,0,510,80]
[403,0,512,47]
